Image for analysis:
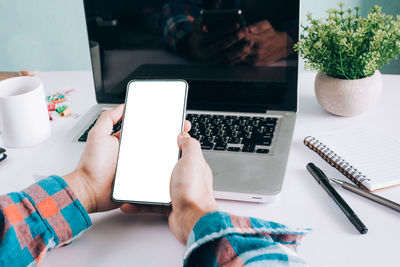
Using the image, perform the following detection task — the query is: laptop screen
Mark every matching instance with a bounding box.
[83,0,299,113]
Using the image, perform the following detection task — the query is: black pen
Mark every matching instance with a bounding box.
[306,163,368,234]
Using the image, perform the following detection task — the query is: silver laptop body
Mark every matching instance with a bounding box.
[35,0,300,203]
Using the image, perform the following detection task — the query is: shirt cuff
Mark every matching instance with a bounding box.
[23,175,92,247]
[184,211,310,265]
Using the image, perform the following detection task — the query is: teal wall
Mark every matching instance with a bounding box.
[0,0,399,73]
[0,0,91,71]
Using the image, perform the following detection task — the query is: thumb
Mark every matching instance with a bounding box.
[178,134,203,158]
[92,104,124,136]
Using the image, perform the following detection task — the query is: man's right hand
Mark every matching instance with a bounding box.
[180,19,253,65]
[121,127,219,244]
[167,131,219,243]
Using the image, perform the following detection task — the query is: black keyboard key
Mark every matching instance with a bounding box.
[227,147,241,152]
[239,116,251,120]
[245,132,252,139]
[254,137,272,146]
[112,120,122,134]
[241,136,257,144]
[264,126,275,133]
[186,114,199,121]
[201,145,213,150]
[236,131,247,138]
[200,136,212,143]
[191,128,199,135]
[214,143,227,151]
[256,149,269,154]
[225,116,238,120]
[227,137,240,144]
[242,144,255,152]
[201,141,213,149]
[214,136,226,143]
[253,117,266,121]
[78,134,88,142]
[265,118,277,126]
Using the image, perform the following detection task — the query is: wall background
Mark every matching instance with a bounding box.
[0,0,399,73]
[0,0,91,71]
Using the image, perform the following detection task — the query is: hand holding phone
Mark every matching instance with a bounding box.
[112,80,188,205]
[121,130,219,244]
[179,9,252,65]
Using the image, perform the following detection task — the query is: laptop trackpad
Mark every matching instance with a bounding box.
[204,151,284,196]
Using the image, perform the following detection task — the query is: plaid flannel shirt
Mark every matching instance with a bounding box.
[1,176,309,266]
[185,212,310,266]
[0,176,91,266]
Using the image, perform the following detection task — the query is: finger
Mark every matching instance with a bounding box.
[249,20,272,34]
[179,136,203,158]
[120,203,170,215]
[232,41,254,63]
[112,130,121,139]
[230,43,253,65]
[91,104,124,136]
[177,131,191,148]
[183,120,191,133]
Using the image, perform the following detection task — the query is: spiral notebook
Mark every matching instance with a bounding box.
[304,128,400,191]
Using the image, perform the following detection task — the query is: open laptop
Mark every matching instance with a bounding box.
[36,0,300,202]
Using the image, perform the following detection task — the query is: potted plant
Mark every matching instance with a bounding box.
[295,3,400,116]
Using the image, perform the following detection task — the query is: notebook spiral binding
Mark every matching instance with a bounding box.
[304,136,370,189]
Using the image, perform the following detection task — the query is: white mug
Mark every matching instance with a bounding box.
[0,76,51,148]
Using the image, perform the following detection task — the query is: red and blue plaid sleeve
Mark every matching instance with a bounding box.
[161,0,202,50]
[0,175,91,266]
[184,211,310,266]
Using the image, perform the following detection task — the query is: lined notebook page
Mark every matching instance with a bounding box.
[317,128,400,190]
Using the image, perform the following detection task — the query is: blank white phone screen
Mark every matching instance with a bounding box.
[112,80,187,204]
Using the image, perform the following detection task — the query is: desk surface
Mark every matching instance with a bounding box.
[0,71,399,267]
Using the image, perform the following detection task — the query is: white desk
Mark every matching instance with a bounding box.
[0,72,399,267]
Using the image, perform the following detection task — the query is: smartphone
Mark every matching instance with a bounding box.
[111,80,188,205]
[200,9,246,33]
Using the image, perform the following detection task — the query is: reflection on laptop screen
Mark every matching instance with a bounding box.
[83,0,299,113]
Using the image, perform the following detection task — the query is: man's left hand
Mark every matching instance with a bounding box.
[63,104,124,213]
[243,20,295,66]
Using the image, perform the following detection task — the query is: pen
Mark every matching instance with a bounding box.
[329,178,400,213]
[306,163,368,234]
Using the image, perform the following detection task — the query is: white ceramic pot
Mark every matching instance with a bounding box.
[314,70,383,117]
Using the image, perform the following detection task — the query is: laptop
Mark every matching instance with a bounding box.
[36,0,300,203]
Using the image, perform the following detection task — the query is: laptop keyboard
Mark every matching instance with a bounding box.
[78,113,278,154]
[78,115,122,142]
[186,114,278,154]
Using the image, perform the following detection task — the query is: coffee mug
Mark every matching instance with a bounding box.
[0,76,51,148]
